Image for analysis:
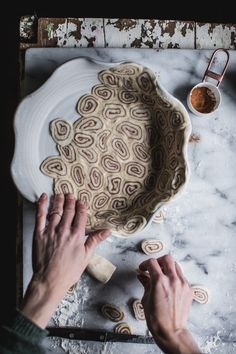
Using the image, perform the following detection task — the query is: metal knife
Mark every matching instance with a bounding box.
[47,327,155,344]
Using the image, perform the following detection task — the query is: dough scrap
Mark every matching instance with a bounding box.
[101,304,124,322]
[141,239,164,255]
[114,322,132,334]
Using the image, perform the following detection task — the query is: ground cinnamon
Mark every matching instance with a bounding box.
[191,86,216,113]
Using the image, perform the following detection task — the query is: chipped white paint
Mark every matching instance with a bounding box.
[47,18,105,47]
[196,23,236,49]
[104,19,194,49]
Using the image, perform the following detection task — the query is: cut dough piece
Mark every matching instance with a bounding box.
[101,304,124,322]
[192,285,209,304]
[86,253,116,283]
[132,299,145,320]
[141,239,164,255]
[50,119,74,146]
[152,210,165,223]
[114,322,132,334]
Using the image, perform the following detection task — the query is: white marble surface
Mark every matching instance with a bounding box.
[21,48,236,354]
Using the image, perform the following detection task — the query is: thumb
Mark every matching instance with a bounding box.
[85,229,111,255]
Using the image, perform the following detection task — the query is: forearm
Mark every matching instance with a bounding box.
[21,278,65,329]
[153,329,202,354]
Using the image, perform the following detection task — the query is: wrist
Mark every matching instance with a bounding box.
[152,328,201,354]
[21,277,64,329]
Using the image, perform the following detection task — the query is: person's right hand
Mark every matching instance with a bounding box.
[138,255,201,354]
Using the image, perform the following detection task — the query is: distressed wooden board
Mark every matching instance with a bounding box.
[38,18,105,47]
[196,22,236,49]
[104,19,195,48]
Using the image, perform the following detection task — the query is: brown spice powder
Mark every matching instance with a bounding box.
[191,87,216,113]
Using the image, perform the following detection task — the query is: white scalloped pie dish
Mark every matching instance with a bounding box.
[11,58,191,237]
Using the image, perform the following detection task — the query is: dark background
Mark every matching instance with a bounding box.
[1,7,235,322]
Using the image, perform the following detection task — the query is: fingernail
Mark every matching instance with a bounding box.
[40,193,47,200]
[67,193,75,200]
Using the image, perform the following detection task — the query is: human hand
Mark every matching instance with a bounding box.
[21,193,111,328]
[138,255,201,354]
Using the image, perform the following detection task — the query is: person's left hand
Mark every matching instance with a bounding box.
[21,193,111,328]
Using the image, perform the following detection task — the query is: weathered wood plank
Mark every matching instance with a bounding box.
[104,19,195,49]
[196,22,236,49]
[38,18,105,47]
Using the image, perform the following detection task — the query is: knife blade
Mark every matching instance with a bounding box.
[46,327,155,344]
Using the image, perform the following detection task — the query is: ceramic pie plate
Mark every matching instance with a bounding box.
[11,58,191,237]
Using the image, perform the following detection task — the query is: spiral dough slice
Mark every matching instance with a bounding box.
[103,103,126,120]
[141,239,164,255]
[93,192,110,210]
[88,167,103,190]
[77,189,92,207]
[57,144,76,163]
[114,323,132,335]
[101,304,124,322]
[101,155,121,173]
[133,143,150,162]
[79,148,97,163]
[123,181,142,197]
[54,179,76,195]
[111,138,130,160]
[132,299,145,320]
[107,176,122,195]
[126,162,145,178]
[111,197,127,210]
[50,119,73,146]
[74,116,103,132]
[74,133,94,148]
[40,157,67,178]
[77,94,98,116]
[71,165,84,187]
[130,105,151,120]
[123,216,146,234]
[116,122,142,140]
[99,71,120,88]
[118,90,138,104]
[192,285,209,304]
[97,130,111,152]
[137,71,155,93]
[92,84,114,100]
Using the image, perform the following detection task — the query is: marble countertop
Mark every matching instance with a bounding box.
[21,48,236,354]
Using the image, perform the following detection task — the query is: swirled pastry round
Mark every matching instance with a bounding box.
[40,62,190,236]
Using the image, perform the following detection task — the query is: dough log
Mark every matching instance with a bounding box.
[86,253,116,283]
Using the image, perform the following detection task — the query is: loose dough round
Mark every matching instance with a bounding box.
[101,304,124,322]
[192,285,209,304]
[114,322,132,334]
[141,239,164,255]
[132,299,145,320]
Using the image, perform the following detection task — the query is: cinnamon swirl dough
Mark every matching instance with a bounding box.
[40,62,189,236]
